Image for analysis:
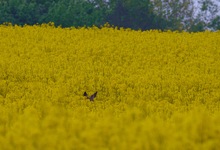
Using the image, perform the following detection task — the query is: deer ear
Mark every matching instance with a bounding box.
[83,92,88,97]
[93,92,97,98]
[90,92,97,101]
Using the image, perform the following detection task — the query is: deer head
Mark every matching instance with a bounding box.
[83,91,97,101]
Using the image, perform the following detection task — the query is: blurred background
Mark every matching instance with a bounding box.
[0,0,219,31]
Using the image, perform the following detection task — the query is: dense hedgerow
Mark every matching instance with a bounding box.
[0,23,220,150]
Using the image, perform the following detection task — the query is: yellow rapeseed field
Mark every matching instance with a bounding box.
[0,23,220,150]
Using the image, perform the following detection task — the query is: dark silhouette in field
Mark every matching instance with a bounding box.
[83,91,97,101]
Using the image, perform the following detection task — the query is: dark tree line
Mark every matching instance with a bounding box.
[0,0,219,31]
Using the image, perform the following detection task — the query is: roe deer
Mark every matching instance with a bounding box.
[83,91,97,101]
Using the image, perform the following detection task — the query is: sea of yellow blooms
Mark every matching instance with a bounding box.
[0,23,220,150]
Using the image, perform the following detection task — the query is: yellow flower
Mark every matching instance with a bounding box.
[0,23,220,149]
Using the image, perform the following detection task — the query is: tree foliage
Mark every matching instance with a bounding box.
[106,0,171,30]
[0,0,219,31]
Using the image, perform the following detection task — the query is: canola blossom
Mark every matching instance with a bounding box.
[0,23,220,150]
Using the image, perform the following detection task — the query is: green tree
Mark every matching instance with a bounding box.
[0,0,38,25]
[0,0,59,25]
[210,16,220,30]
[45,0,106,27]
[151,0,220,31]
[106,0,170,30]
[197,0,219,31]
[151,0,196,31]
